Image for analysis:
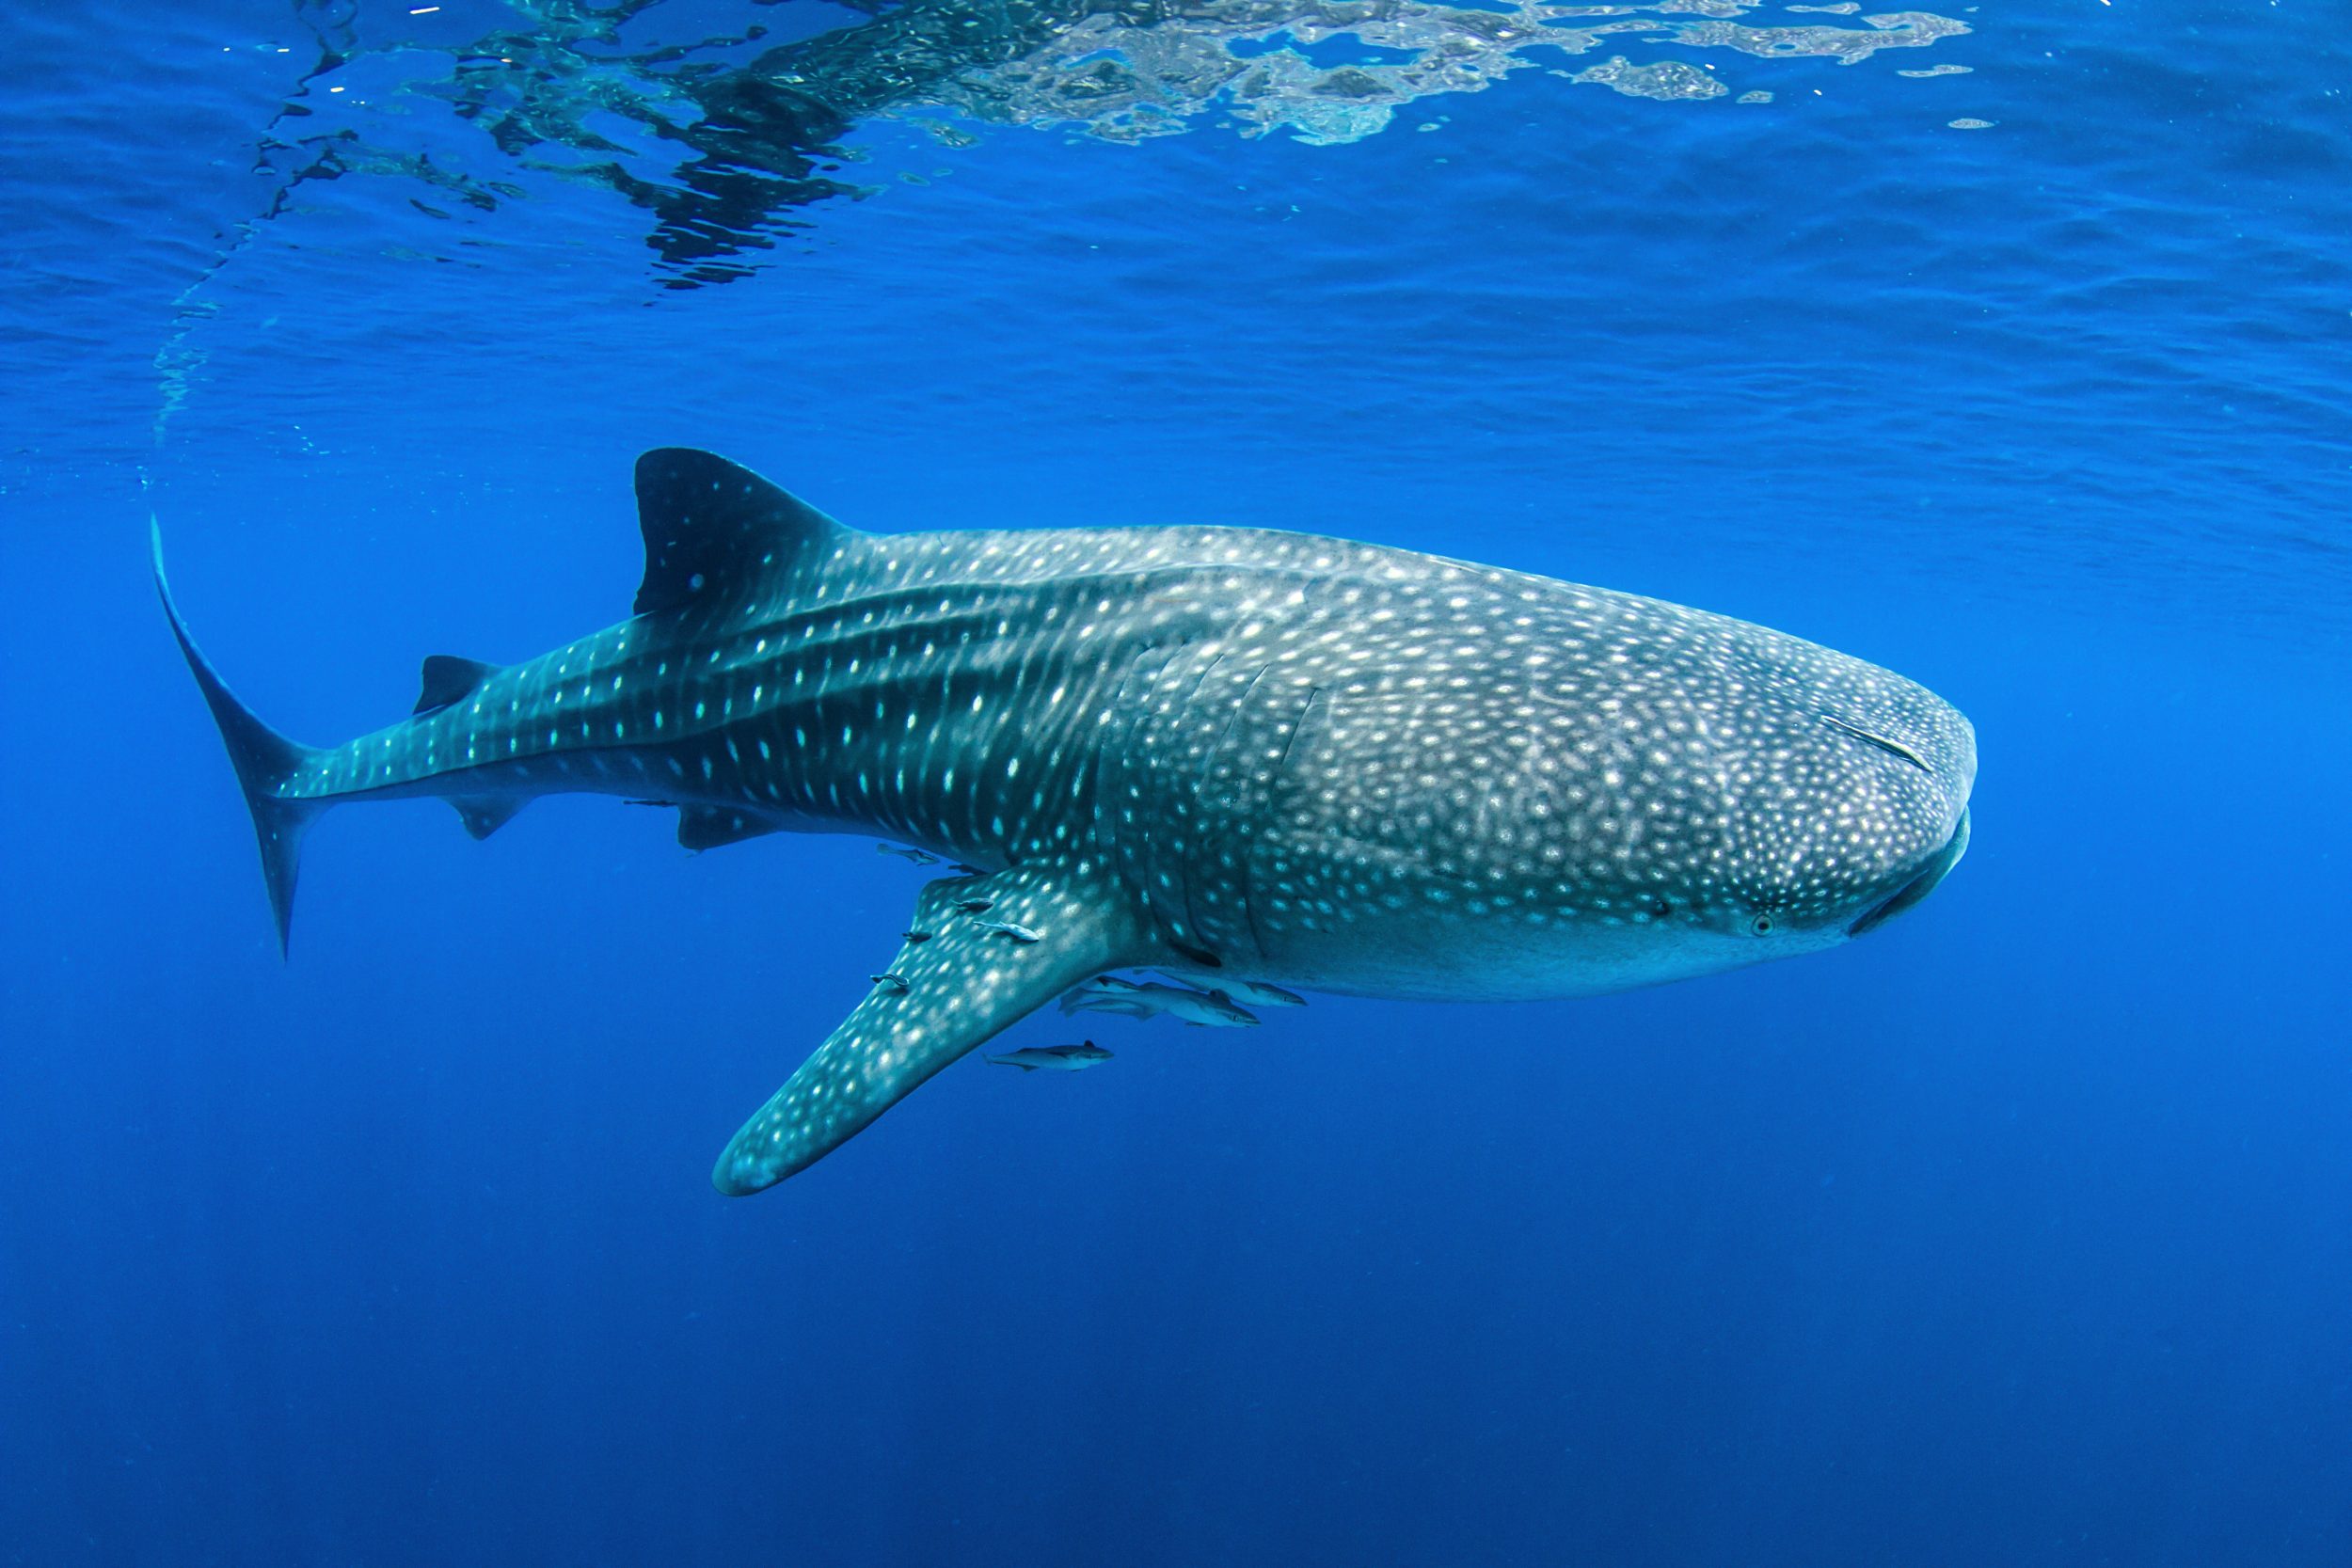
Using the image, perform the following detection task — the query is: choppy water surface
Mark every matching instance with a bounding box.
[249,0,1974,278]
[10,0,2344,641]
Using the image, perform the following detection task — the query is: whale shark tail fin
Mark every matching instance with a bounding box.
[152,523,326,958]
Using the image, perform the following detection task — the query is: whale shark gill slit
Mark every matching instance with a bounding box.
[1192,659,1279,957]
[1246,683,1329,955]
[1093,638,1193,945]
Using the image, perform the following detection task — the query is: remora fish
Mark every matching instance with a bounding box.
[159,448,1975,1196]
[1156,972,1305,1008]
[1061,974,1261,1028]
[985,1041,1113,1072]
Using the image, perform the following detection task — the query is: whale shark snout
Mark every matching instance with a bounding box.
[1697,631,1976,944]
[1817,689,1976,937]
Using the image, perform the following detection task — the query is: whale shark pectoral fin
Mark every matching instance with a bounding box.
[630,449,863,617]
[711,862,1142,1196]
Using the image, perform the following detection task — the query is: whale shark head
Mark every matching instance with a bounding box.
[1698,621,1977,949]
[1246,584,1978,1002]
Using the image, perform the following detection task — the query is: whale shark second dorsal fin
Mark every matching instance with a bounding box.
[630,448,858,617]
[414,655,499,714]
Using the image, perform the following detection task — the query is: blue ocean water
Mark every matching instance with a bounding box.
[3,1,2348,1562]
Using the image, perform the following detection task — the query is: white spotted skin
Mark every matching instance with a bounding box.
[1102,549,1978,1001]
[274,517,1974,1006]
[172,451,1977,1191]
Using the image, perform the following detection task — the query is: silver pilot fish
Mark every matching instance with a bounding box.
[1061,974,1261,1028]
[984,1041,1114,1073]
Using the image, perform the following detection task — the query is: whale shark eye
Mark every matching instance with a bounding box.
[1750,913,1775,936]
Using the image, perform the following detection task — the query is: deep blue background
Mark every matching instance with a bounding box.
[4,3,2348,1564]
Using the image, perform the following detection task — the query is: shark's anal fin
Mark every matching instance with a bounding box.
[711,862,1143,1196]
[449,795,526,841]
[415,655,500,715]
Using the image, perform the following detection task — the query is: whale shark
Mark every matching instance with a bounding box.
[157,448,1976,1195]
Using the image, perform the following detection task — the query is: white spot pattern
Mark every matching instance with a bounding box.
[254,451,1976,1189]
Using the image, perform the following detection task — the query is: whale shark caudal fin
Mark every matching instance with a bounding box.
[630,448,861,616]
[711,862,1145,1195]
[151,524,325,957]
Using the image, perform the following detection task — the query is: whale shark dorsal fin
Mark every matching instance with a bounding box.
[710,861,1145,1194]
[631,448,858,617]
[414,655,499,715]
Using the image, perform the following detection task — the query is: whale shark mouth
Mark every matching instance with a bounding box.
[1849,807,1971,938]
